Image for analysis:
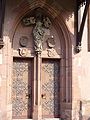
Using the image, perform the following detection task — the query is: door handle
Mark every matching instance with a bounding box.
[41,94,46,99]
[26,94,31,99]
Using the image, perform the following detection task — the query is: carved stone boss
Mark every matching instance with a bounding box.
[22,11,51,54]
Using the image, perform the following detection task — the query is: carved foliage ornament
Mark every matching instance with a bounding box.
[22,11,51,53]
[22,17,36,26]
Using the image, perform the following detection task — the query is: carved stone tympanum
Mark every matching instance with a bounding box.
[22,9,51,54]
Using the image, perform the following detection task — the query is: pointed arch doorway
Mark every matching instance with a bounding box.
[11,5,72,120]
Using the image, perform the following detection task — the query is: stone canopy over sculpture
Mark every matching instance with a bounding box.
[22,8,51,53]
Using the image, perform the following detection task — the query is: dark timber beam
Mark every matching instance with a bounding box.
[75,0,89,53]
[0,0,6,48]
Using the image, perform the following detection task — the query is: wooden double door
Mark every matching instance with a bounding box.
[12,58,60,119]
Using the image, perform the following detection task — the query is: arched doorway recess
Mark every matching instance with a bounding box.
[7,1,72,120]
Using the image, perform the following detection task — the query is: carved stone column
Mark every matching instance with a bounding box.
[36,52,42,120]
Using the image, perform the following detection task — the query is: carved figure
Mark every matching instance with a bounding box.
[22,9,51,53]
[33,21,45,52]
